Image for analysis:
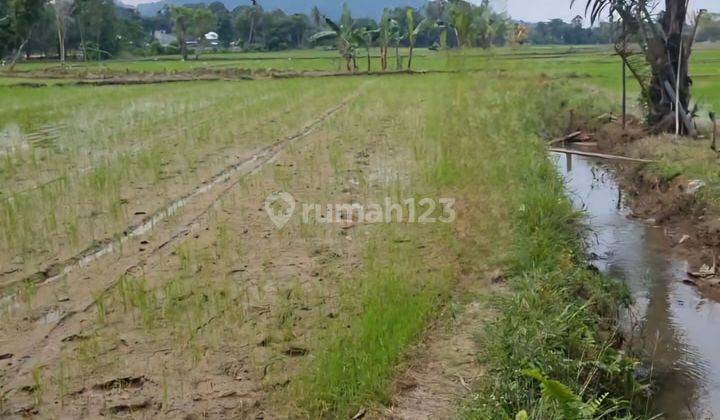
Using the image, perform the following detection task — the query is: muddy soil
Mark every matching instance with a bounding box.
[1,68,465,87]
[0,86,373,417]
[1,77,488,418]
[0,81,360,294]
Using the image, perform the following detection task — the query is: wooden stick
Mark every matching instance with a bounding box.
[663,80,698,137]
[711,112,717,152]
[622,20,627,129]
[549,148,654,163]
[547,131,583,145]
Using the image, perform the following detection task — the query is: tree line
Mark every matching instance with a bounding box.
[528,17,615,45]
[1,0,719,68]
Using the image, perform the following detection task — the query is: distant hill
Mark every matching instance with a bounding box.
[136,0,427,19]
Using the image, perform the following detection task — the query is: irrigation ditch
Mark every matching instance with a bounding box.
[552,143,720,418]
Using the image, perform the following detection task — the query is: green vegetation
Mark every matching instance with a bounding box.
[2,30,720,418]
[288,71,640,417]
[464,140,638,418]
[7,0,718,70]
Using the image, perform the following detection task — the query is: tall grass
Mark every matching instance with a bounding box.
[457,82,641,418]
[295,245,452,417]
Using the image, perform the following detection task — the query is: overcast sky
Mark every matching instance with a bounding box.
[491,0,720,24]
[125,0,720,24]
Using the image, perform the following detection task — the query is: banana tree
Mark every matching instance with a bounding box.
[448,0,472,47]
[378,10,404,71]
[310,16,361,72]
[361,26,379,73]
[390,19,403,70]
[378,10,391,70]
[406,9,430,70]
[473,0,509,48]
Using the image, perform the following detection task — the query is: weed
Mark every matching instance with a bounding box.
[94,292,107,324]
[31,365,44,406]
[56,357,67,408]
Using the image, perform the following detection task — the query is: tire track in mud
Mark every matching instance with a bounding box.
[0,89,281,202]
[0,80,372,397]
[0,83,365,295]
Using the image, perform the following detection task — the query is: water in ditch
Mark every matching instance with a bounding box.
[553,151,720,419]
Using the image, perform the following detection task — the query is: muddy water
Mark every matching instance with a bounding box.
[552,152,720,419]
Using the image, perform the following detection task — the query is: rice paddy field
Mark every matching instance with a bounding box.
[0,45,718,418]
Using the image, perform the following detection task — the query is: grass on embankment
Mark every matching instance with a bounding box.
[286,72,641,418]
[463,156,640,419]
[461,86,646,418]
[623,134,720,213]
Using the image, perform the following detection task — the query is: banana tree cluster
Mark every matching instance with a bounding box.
[310,6,432,73]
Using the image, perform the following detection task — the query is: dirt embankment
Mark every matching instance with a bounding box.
[1,67,469,87]
[558,113,720,298]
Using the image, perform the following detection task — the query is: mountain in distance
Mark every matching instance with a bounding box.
[136,0,427,19]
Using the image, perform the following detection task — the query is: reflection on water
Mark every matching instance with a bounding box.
[552,152,720,419]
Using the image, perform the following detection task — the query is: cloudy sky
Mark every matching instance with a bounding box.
[124,0,720,24]
[494,0,720,23]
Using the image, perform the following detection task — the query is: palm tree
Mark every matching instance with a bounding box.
[448,0,472,47]
[473,0,509,49]
[247,0,260,45]
[574,0,703,135]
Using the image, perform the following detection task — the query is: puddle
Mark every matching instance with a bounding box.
[553,152,720,419]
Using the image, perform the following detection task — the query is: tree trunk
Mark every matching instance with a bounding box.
[180,34,188,61]
[646,0,691,133]
[248,16,255,45]
[96,34,101,62]
[395,45,402,70]
[55,10,66,66]
[408,44,414,70]
[8,37,30,71]
[79,28,87,62]
[57,26,66,66]
[366,45,371,73]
